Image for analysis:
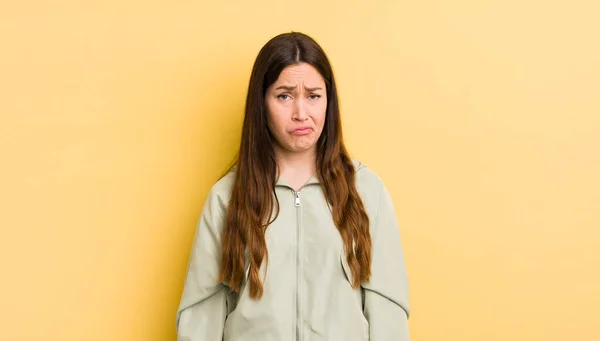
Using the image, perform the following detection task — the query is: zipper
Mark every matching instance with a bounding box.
[294,190,302,341]
[277,184,316,341]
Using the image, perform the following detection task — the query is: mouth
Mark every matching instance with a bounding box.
[291,127,313,135]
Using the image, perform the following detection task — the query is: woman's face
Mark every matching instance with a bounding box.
[265,63,327,156]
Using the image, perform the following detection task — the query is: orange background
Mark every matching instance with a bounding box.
[1,1,599,340]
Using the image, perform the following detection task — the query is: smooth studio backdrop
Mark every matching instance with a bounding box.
[1,1,599,340]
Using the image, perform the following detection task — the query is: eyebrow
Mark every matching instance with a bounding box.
[275,85,323,91]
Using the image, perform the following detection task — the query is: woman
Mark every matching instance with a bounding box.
[176,32,410,341]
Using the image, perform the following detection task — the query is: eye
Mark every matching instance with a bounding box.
[308,94,321,100]
[277,94,292,100]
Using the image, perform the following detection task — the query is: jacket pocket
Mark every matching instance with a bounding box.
[223,253,250,317]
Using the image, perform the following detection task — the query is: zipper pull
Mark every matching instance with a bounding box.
[295,191,301,207]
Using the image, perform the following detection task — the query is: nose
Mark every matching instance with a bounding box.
[292,98,309,121]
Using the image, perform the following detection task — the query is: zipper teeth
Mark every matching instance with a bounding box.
[295,190,301,341]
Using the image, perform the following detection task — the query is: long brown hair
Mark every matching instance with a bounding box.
[218,32,371,299]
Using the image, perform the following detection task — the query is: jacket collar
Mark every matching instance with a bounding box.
[275,173,320,188]
[229,158,363,188]
[274,159,363,188]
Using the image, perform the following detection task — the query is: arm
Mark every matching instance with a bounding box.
[176,187,229,341]
[363,179,410,340]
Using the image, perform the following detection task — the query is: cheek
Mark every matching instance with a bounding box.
[315,101,327,126]
[266,105,288,135]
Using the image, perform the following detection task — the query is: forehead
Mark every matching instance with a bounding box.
[274,63,325,85]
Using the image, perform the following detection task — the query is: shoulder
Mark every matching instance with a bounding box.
[203,171,236,214]
[351,158,385,191]
[210,170,236,197]
[351,158,388,215]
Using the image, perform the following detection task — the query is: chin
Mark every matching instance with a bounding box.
[279,141,309,152]
[290,144,316,153]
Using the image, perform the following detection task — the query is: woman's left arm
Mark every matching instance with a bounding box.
[362,179,410,340]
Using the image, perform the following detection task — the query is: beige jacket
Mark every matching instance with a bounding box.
[176,160,410,341]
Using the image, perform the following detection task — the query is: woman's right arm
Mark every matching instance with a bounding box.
[176,186,229,341]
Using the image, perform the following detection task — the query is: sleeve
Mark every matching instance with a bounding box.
[176,187,229,341]
[362,179,411,340]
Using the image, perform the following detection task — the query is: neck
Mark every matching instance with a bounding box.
[274,145,317,189]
